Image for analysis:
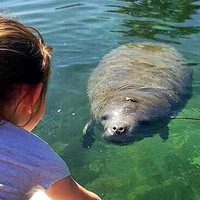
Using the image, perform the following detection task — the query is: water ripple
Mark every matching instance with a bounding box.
[55,3,85,10]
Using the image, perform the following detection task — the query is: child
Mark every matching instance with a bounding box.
[0,16,101,200]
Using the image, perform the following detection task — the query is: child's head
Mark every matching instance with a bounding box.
[0,16,53,130]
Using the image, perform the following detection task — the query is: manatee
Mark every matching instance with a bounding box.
[83,43,192,146]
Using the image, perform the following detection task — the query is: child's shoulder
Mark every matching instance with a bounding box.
[0,120,49,150]
[0,122,70,198]
[0,120,67,170]
[0,120,70,190]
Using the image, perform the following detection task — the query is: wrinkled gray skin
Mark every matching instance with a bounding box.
[83,43,192,146]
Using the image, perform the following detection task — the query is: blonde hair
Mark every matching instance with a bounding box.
[0,16,53,121]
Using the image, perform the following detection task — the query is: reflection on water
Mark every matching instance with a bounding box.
[111,0,200,43]
[1,0,200,199]
[117,0,200,22]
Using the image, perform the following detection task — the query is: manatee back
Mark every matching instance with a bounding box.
[88,43,192,117]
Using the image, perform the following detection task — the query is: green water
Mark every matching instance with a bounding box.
[2,0,200,199]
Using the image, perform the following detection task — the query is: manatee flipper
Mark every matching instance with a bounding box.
[82,119,96,148]
[158,126,169,141]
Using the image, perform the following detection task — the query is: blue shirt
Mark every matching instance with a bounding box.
[0,121,70,200]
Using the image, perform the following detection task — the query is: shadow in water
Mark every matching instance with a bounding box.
[82,120,170,148]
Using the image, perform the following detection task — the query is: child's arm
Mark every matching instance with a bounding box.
[45,176,101,200]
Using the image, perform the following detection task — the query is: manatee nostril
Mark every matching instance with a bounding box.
[118,127,124,132]
[112,127,117,131]
[112,126,125,134]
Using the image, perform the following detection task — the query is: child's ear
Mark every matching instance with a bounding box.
[18,83,43,113]
[8,83,44,128]
[32,83,43,105]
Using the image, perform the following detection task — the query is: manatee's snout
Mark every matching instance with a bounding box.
[111,124,130,135]
[104,121,132,137]
[102,118,136,144]
[99,101,139,144]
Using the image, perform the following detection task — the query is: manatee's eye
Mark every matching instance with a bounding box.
[125,97,138,103]
[101,114,109,121]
